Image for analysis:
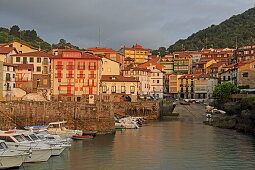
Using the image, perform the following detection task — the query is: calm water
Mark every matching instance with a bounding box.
[21,121,255,170]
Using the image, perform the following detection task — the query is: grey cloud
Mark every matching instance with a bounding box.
[0,0,253,49]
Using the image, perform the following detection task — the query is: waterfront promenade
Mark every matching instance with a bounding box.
[174,102,206,121]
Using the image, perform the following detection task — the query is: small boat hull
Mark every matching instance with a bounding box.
[24,149,52,163]
[51,146,65,156]
[0,152,27,169]
[71,135,94,140]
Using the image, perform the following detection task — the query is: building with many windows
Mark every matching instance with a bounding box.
[173,52,192,74]
[120,44,151,65]
[50,50,102,101]
[11,51,52,93]
[100,75,139,102]
[0,40,38,54]
[122,67,151,95]
[1,62,16,101]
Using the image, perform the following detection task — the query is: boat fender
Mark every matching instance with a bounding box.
[28,148,32,158]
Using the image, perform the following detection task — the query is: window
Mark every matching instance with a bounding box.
[13,74,15,78]
[111,86,116,93]
[121,86,126,93]
[102,86,107,93]
[30,57,34,63]
[20,44,23,47]
[6,73,11,81]
[157,80,160,84]
[37,66,41,72]
[37,58,41,63]
[242,72,248,78]
[130,86,135,94]
[16,57,20,62]
[19,51,22,53]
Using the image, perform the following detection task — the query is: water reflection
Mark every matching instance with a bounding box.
[21,121,255,170]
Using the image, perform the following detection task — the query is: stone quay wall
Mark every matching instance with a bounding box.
[0,101,159,134]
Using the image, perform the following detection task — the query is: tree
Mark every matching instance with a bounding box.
[152,50,159,55]
[59,39,67,44]
[212,82,239,104]
[158,47,167,57]
[10,25,20,37]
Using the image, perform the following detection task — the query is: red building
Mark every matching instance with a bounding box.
[50,49,102,101]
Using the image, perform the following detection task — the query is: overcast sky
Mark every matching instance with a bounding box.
[0,0,253,50]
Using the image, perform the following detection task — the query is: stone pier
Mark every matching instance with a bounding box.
[0,101,159,134]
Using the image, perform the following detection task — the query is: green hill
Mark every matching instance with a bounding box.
[169,7,255,52]
[0,25,80,51]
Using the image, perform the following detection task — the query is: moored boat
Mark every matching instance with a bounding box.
[71,135,94,140]
[0,140,28,169]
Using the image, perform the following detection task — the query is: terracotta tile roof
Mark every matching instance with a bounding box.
[16,64,34,70]
[3,62,17,67]
[124,57,135,61]
[51,51,101,60]
[208,62,226,69]
[101,75,139,82]
[179,73,212,79]
[121,44,151,51]
[11,51,53,57]
[138,59,164,71]
[86,47,118,53]
[0,47,16,54]
[122,67,151,72]
[4,40,38,50]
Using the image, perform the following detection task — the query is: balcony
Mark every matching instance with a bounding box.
[89,66,96,70]
[89,74,96,78]
[56,65,63,69]
[66,74,74,78]
[78,65,85,70]
[66,65,75,70]
[77,74,85,78]
[55,73,63,78]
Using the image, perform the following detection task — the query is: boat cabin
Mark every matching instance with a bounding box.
[0,131,27,143]
[48,121,67,130]
[0,140,8,151]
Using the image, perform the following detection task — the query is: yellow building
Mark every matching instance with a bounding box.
[169,74,182,98]
[1,40,38,54]
[237,61,255,88]
[120,44,151,65]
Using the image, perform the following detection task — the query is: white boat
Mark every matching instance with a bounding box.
[0,140,28,169]
[47,121,82,138]
[12,129,66,156]
[115,117,140,129]
[0,131,52,162]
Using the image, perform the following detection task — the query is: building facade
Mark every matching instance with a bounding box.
[120,44,151,65]
[122,67,151,95]
[51,50,101,101]
[100,75,139,102]
[11,51,52,93]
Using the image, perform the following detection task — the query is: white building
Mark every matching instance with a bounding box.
[122,67,151,95]
[2,63,16,101]
[138,60,164,98]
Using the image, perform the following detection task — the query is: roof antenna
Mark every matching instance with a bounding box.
[98,25,101,47]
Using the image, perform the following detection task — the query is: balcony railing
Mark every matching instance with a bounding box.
[78,65,85,70]
[89,74,96,78]
[66,74,74,78]
[66,65,75,70]
[55,73,63,78]
[77,74,85,78]
[56,65,63,69]
[89,66,96,70]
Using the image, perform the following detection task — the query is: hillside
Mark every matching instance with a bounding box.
[169,7,255,52]
[0,25,80,51]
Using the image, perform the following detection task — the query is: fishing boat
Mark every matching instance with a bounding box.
[0,140,28,169]
[71,135,94,140]
[82,131,97,138]
[47,121,82,138]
